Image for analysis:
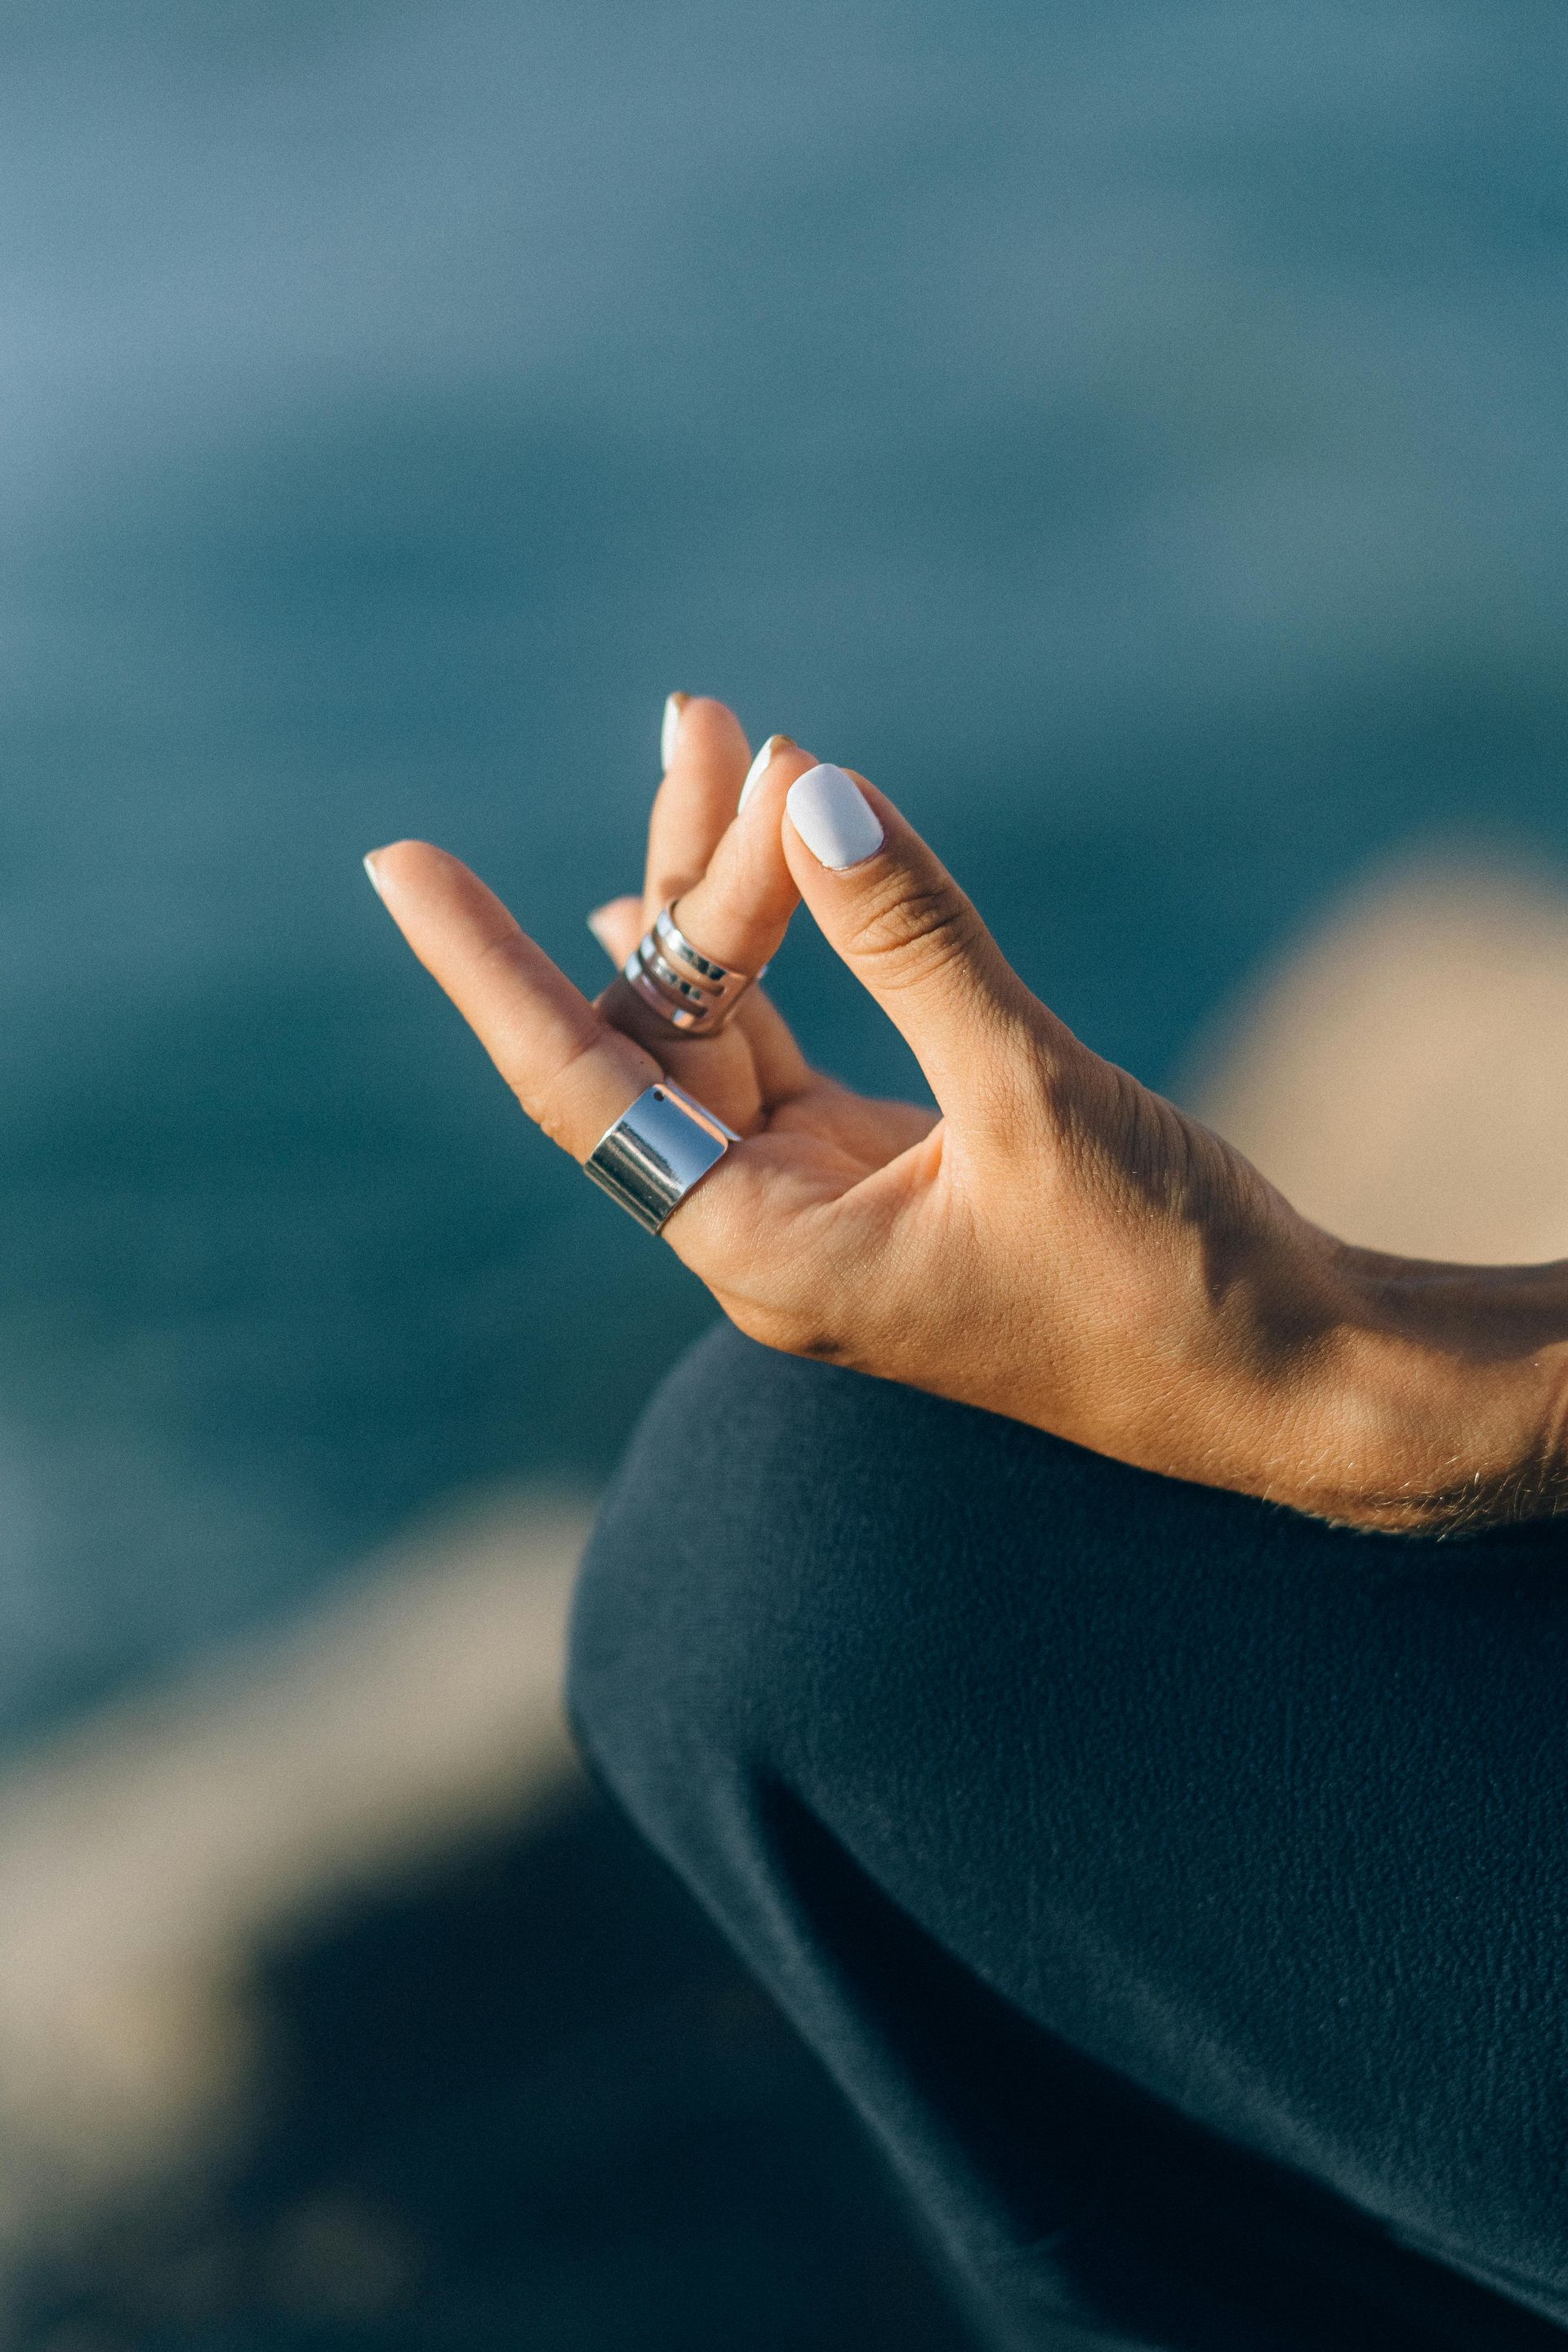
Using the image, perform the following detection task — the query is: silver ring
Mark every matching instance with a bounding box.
[583,1080,740,1233]
[621,902,756,1037]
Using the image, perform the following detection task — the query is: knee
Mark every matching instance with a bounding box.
[564,1319,1087,1853]
[566,1323,881,1833]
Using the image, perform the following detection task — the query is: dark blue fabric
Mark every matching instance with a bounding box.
[568,1321,1568,2350]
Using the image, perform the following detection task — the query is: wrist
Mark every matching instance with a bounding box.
[1298,1250,1568,1534]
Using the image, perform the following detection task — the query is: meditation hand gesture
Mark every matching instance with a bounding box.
[368,697,1568,1532]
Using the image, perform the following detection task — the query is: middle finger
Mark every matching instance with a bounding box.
[643,695,752,918]
[606,735,819,1055]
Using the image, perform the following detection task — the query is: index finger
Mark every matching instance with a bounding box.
[366,840,657,1158]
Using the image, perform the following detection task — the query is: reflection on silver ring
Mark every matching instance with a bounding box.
[583,1080,739,1232]
[621,902,757,1036]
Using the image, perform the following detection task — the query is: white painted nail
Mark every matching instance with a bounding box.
[586,906,617,954]
[363,853,385,899]
[786,765,884,871]
[738,733,790,813]
[661,693,687,772]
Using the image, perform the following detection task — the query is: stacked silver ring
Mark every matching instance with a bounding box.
[622,902,756,1037]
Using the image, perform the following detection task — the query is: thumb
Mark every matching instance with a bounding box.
[782,763,1066,1127]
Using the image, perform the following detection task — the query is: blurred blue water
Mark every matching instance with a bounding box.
[0,0,1564,1726]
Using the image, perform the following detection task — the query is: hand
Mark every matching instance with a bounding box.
[365,697,1568,1533]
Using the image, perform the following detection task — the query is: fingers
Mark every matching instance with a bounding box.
[365,841,657,1158]
[781,764,1067,1129]
[585,893,648,966]
[641,697,808,973]
[643,696,752,915]
[601,719,814,1084]
[666,732,813,977]
[365,838,824,1278]
[586,886,812,1107]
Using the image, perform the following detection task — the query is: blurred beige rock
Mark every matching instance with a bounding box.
[0,1487,592,2261]
[1184,853,1568,1265]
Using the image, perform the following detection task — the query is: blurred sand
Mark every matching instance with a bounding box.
[0,1488,592,2262]
[1185,854,1568,1264]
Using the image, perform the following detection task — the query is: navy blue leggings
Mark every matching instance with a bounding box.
[568,1322,1568,2350]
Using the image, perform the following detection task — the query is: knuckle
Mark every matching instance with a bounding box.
[843,880,975,987]
[512,1030,600,1147]
[513,1070,567,1143]
[528,1091,576,1152]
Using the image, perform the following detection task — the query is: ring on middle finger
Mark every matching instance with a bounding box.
[622,902,757,1037]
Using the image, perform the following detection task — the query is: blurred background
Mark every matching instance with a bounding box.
[0,1,1565,2343]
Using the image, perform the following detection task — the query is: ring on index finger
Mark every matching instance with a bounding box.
[621,902,758,1037]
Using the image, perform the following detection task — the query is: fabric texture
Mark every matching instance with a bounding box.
[568,1320,1568,2350]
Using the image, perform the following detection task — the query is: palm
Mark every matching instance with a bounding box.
[592,883,938,1200]
[768,1078,938,1178]
[651,1009,938,1192]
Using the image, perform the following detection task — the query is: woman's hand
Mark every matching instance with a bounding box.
[365,696,1568,1533]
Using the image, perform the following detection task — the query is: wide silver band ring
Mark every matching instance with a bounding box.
[583,1080,740,1233]
[621,902,757,1037]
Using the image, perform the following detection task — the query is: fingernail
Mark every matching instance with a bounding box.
[737,733,794,813]
[586,903,617,953]
[363,851,385,899]
[661,692,688,772]
[786,764,884,871]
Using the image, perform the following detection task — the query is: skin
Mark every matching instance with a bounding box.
[366,694,1568,1535]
